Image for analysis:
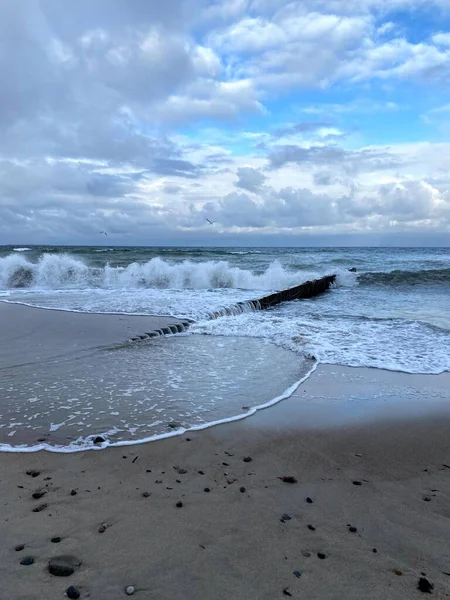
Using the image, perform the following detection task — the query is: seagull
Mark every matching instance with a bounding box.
[99,231,108,236]
[205,218,215,225]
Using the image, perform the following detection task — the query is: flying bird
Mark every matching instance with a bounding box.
[205,218,215,225]
[99,231,108,235]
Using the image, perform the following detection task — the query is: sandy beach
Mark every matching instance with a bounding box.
[1,361,450,599]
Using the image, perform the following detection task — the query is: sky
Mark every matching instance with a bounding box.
[1,0,450,247]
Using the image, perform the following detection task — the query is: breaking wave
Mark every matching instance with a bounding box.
[0,253,325,291]
[359,268,450,287]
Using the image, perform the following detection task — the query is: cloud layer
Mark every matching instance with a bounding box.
[0,0,449,245]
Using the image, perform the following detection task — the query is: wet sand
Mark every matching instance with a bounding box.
[1,366,450,599]
[0,302,186,369]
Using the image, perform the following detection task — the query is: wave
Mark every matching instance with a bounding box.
[13,247,31,252]
[0,253,326,291]
[359,268,450,287]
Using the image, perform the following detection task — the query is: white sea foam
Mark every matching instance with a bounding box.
[13,247,31,252]
[0,253,325,291]
[0,364,317,453]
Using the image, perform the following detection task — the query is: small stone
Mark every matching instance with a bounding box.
[186,438,191,442]
[176,501,183,508]
[178,468,187,475]
[204,487,210,493]
[70,489,77,496]
[142,492,150,498]
[26,470,40,478]
[15,544,25,551]
[51,536,62,543]
[293,571,301,578]
[125,585,135,595]
[280,514,292,522]
[423,497,431,502]
[240,487,246,493]
[243,457,252,463]
[307,524,316,531]
[306,497,313,504]
[98,526,106,533]
[66,586,81,599]
[278,476,297,484]
[198,471,205,475]
[352,480,362,486]
[20,556,34,566]
[32,489,46,500]
[167,422,181,429]
[348,526,357,533]
[48,558,75,577]
[372,548,378,553]
[301,550,311,558]
[418,577,434,593]
[317,552,326,560]
[92,436,105,444]
[355,453,363,457]
[32,503,47,512]
[282,588,292,596]
[37,437,47,442]
[393,569,403,576]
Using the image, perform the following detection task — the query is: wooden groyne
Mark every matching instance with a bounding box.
[207,274,336,320]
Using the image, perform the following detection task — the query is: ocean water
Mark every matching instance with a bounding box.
[0,246,449,451]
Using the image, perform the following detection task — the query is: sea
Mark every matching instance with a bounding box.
[0,245,449,451]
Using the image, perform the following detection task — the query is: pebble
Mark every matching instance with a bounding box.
[125,585,135,595]
[92,436,105,444]
[66,586,81,599]
[243,457,253,463]
[317,552,327,560]
[178,468,187,475]
[282,588,292,596]
[198,471,205,475]
[142,492,150,498]
[51,537,62,543]
[418,577,434,593]
[393,569,403,576]
[32,489,46,500]
[278,476,297,484]
[352,480,362,486]
[348,526,357,533]
[280,514,292,522]
[70,490,77,496]
[293,571,301,578]
[306,497,313,504]
[423,497,431,502]
[176,501,183,508]
[98,526,106,533]
[307,524,316,531]
[15,544,25,551]
[32,503,48,512]
[48,558,75,577]
[20,556,34,566]
[26,470,40,478]
[240,487,246,493]
[37,437,47,442]
[373,548,378,553]
[301,550,311,558]
[204,487,210,493]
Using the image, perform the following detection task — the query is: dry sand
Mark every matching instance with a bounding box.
[1,365,450,600]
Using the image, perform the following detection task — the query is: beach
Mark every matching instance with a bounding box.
[1,246,449,599]
[1,362,450,599]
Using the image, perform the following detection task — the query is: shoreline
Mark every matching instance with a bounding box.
[2,383,450,598]
[1,302,450,597]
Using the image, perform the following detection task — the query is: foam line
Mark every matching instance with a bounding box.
[0,363,318,453]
